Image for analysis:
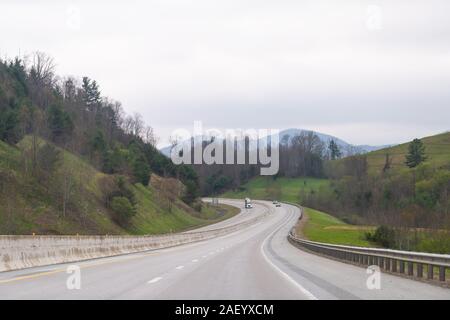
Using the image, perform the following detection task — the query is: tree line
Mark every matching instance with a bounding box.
[185,131,331,195]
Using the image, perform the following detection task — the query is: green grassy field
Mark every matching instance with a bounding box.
[298,207,375,247]
[222,176,330,203]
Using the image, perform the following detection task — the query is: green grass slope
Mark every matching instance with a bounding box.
[222,176,330,203]
[129,184,239,234]
[298,208,375,247]
[0,138,237,235]
[366,132,450,174]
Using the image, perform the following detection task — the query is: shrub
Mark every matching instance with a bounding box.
[365,225,396,248]
[182,180,199,205]
[110,196,136,224]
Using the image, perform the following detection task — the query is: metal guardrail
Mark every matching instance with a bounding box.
[286,203,450,285]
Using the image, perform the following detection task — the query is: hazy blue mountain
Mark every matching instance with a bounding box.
[159,128,391,157]
[275,128,391,156]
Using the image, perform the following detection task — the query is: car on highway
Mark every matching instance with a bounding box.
[245,198,253,209]
[273,200,282,207]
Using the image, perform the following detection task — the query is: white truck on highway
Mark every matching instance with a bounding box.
[244,198,253,209]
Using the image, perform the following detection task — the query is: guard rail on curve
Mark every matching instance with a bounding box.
[285,203,450,286]
[0,202,267,273]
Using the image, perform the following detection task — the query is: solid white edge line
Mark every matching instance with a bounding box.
[260,207,318,300]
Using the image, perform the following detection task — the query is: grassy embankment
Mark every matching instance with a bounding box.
[365,131,450,174]
[0,138,238,235]
[222,176,329,203]
[298,208,375,247]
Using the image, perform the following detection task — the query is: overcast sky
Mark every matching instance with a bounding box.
[1,0,449,147]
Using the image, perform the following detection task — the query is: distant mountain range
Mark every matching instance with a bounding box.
[160,128,391,158]
[274,128,391,156]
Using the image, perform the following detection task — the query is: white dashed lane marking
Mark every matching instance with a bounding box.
[148,277,163,284]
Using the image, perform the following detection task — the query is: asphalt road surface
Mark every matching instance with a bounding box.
[0,199,448,300]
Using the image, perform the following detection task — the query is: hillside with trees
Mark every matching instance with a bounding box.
[300,133,450,252]
[0,53,220,235]
[221,132,450,252]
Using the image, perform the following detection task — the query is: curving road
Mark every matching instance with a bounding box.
[0,200,448,300]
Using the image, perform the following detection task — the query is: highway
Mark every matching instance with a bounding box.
[0,200,448,300]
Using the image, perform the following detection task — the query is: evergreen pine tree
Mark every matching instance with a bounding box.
[405,138,427,168]
[329,139,342,160]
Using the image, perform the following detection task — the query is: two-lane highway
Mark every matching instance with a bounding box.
[0,200,448,300]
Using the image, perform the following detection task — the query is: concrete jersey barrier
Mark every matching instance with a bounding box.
[0,206,267,273]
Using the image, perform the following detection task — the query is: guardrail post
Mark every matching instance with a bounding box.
[399,261,405,273]
[392,259,397,272]
[407,262,414,276]
[287,210,449,286]
[379,257,384,269]
[417,264,423,278]
[439,266,446,282]
[427,264,433,280]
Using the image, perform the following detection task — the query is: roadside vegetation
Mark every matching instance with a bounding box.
[221,132,450,253]
[297,208,375,247]
[0,53,233,235]
[222,176,330,203]
[305,133,450,253]
[0,137,238,235]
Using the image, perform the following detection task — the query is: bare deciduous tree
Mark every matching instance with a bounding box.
[29,51,56,87]
[132,113,144,137]
[143,126,158,146]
